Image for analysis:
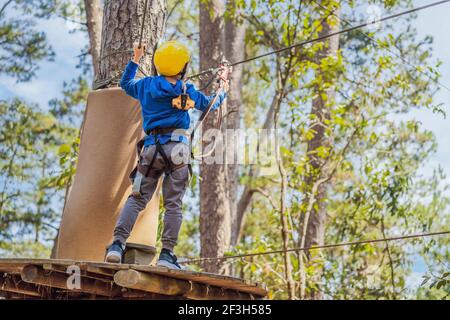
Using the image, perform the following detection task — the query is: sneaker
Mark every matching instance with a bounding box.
[157,248,182,270]
[105,240,125,263]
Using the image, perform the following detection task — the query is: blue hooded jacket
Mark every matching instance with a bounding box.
[120,61,227,146]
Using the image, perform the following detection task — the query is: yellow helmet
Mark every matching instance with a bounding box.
[153,41,190,76]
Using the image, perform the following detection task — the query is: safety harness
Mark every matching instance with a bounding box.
[172,81,195,111]
[131,127,190,196]
[131,62,231,196]
[190,61,230,160]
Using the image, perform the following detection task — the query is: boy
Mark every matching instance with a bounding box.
[105,41,229,269]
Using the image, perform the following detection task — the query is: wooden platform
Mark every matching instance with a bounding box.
[0,259,267,300]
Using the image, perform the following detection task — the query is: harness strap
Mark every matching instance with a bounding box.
[144,144,159,177]
[155,140,173,175]
[147,127,186,136]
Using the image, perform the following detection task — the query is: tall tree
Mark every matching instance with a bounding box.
[225,2,246,246]
[299,8,341,300]
[199,0,230,274]
[98,0,167,84]
[84,0,103,79]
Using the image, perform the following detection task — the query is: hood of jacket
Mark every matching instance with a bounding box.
[147,76,183,99]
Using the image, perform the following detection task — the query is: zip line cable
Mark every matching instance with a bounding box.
[93,0,450,89]
[187,0,450,80]
[186,6,337,160]
[196,1,337,92]
[91,3,450,267]
[179,0,450,136]
[308,0,450,92]
[177,3,450,265]
[179,230,450,264]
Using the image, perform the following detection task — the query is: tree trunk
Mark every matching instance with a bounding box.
[199,0,230,274]
[84,0,103,80]
[225,12,245,247]
[98,0,167,83]
[300,10,340,300]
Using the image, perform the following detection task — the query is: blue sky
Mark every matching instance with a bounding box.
[402,1,450,286]
[1,0,449,291]
[413,0,450,189]
[0,16,88,104]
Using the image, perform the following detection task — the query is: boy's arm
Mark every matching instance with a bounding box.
[120,61,142,99]
[187,84,228,112]
[120,43,147,99]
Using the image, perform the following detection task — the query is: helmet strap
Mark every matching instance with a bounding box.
[179,63,189,80]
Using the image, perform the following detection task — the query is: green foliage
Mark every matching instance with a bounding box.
[0,0,87,81]
[419,264,450,299]
[0,14,54,81]
[219,0,450,299]
[0,240,51,258]
[49,76,89,124]
[0,0,90,258]
[0,98,76,247]
[1,0,448,301]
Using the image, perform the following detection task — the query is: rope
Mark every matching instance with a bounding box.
[187,0,450,80]
[93,0,151,89]
[188,7,335,160]
[179,230,450,264]
[138,0,149,49]
[190,66,228,160]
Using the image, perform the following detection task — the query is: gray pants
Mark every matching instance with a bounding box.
[113,141,190,251]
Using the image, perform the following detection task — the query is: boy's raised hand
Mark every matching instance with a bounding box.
[219,64,232,93]
[132,43,146,64]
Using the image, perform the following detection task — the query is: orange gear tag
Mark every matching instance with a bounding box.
[172,93,195,111]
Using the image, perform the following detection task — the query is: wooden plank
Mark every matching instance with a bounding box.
[123,244,156,265]
[0,259,257,287]
[86,265,116,277]
[20,264,122,297]
[114,269,255,300]
[0,259,267,298]
[1,293,39,300]
[43,263,114,282]
[132,265,267,297]
[0,265,23,274]
[0,275,42,298]
[84,261,265,296]
[114,269,191,296]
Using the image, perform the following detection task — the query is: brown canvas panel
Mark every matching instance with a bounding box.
[55,88,160,261]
